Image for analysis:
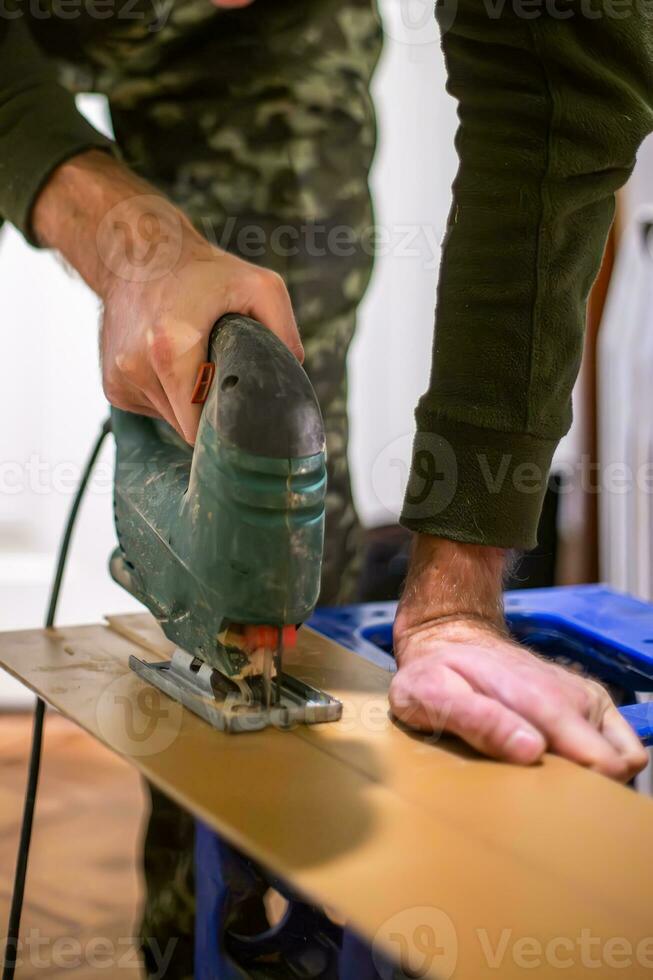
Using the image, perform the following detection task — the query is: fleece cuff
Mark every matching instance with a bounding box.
[399,417,557,551]
[0,80,115,245]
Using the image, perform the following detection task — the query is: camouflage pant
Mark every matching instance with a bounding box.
[64,1,382,975]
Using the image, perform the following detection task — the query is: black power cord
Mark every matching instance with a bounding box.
[2,417,112,980]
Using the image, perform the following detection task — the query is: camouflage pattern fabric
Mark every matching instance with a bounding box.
[47,1,382,976]
[140,786,196,979]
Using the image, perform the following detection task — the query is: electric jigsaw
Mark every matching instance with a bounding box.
[109,313,341,732]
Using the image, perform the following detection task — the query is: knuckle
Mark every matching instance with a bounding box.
[118,356,142,385]
[388,684,421,730]
[148,324,174,373]
[625,743,649,775]
[572,684,596,719]
[582,676,607,703]
[103,376,128,410]
[573,678,609,721]
[262,268,287,294]
[388,673,410,712]
[389,664,451,732]
[536,686,568,724]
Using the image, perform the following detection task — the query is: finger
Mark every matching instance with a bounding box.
[118,395,185,439]
[104,384,157,420]
[537,709,635,781]
[389,660,472,734]
[600,703,649,780]
[442,691,545,764]
[140,374,186,441]
[149,331,204,444]
[450,653,633,778]
[124,402,158,418]
[112,370,186,441]
[389,667,545,764]
[245,271,304,362]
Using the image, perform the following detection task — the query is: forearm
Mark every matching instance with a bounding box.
[32,150,198,298]
[401,0,653,550]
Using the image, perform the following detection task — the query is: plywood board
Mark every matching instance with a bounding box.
[1,616,653,979]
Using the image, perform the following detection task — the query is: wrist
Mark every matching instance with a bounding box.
[96,193,202,303]
[395,534,508,641]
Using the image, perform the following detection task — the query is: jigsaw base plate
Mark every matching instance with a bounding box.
[128,648,342,733]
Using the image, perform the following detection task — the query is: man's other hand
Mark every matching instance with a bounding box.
[391,534,648,783]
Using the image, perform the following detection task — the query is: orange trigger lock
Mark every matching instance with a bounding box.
[191,362,215,404]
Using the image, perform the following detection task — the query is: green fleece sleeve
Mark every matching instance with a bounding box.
[0,16,114,244]
[400,1,653,550]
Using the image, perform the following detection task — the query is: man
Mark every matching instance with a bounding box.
[2,0,651,973]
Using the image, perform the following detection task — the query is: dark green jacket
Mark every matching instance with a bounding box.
[2,3,652,550]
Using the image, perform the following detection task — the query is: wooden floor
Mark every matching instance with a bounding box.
[0,713,146,979]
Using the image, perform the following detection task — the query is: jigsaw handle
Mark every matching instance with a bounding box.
[198,313,325,458]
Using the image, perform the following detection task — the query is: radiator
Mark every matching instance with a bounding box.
[598,207,653,599]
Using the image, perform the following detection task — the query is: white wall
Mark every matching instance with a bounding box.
[0,7,456,702]
[350,1,457,526]
[626,133,653,215]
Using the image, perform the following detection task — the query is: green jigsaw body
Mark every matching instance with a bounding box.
[110,314,327,677]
